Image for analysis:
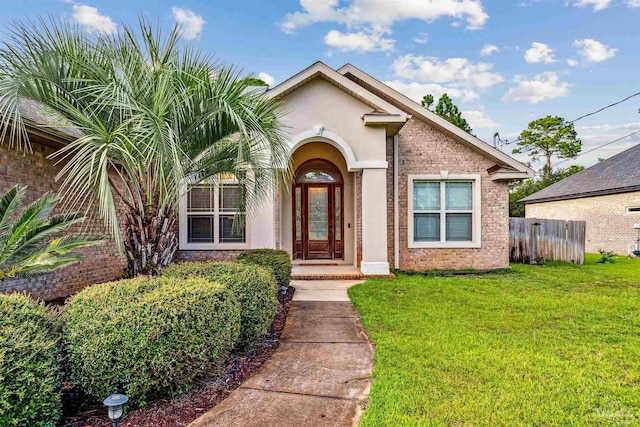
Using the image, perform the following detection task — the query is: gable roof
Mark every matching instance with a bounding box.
[336,63,533,179]
[521,143,640,204]
[267,61,409,120]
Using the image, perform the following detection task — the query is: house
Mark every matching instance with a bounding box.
[522,143,640,255]
[1,62,532,300]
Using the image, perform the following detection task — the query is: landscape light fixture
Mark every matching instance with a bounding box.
[103,393,128,427]
[279,285,288,304]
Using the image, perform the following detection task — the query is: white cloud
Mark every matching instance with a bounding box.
[392,54,504,89]
[414,32,428,44]
[461,110,498,129]
[72,4,117,34]
[480,44,499,56]
[281,0,489,36]
[384,80,480,104]
[324,29,394,52]
[567,59,579,66]
[501,72,570,104]
[574,0,611,11]
[257,72,275,86]
[629,0,640,7]
[575,122,640,132]
[524,42,555,64]
[573,38,617,63]
[171,7,206,40]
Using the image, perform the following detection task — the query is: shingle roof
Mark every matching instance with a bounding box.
[17,98,82,139]
[521,143,640,203]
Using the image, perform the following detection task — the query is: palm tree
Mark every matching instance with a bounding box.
[0,185,103,281]
[0,18,290,276]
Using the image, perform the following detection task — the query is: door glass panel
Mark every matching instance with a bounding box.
[295,186,302,240]
[308,187,329,240]
[335,187,341,241]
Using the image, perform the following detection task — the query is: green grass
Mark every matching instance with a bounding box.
[348,254,640,426]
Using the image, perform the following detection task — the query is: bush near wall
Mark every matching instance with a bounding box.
[164,261,278,347]
[64,277,240,405]
[236,249,292,288]
[0,294,62,427]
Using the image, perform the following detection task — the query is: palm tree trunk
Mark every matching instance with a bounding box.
[123,209,178,277]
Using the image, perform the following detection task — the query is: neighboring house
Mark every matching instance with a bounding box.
[1,62,532,299]
[522,143,640,255]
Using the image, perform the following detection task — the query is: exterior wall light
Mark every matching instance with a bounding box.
[103,393,129,427]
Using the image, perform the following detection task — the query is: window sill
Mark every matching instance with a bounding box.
[179,242,250,251]
[408,241,481,249]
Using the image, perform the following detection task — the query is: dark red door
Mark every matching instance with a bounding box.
[292,159,344,260]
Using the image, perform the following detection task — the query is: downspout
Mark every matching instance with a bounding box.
[393,134,400,270]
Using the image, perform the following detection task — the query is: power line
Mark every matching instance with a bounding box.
[494,91,640,148]
[553,130,640,167]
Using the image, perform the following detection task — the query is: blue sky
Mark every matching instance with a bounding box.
[1,0,638,170]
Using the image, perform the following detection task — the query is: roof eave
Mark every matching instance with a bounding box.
[337,63,534,176]
[522,185,640,204]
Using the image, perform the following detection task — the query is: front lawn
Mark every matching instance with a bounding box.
[349,254,640,426]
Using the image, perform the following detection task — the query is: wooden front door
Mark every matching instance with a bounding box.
[293,160,344,260]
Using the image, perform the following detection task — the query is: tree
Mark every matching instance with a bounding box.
[421,94,434,109]
[241,77,268,87]
[512,116,581,175]
[509,165,584,217]
[421,93,472,134]
[0,19,290,276]
[0,185,103,281]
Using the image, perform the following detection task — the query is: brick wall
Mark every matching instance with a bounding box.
[0,138,126,300]
[174,250,243,262]
[525,192,640,254]
[345,73,512,271]
[394,118,511,271]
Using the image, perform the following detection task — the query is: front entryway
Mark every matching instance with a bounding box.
[293,159,344,260]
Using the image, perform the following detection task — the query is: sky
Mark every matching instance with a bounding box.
[0,0,638,171]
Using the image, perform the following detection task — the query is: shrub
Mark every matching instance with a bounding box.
[0,294,61,427]
[64,277,240,405]
[164,261,278,346]
[597,249,616,264]
[236,248,292,287]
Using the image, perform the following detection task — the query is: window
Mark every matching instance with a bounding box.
[181,179,247,249]
[408,174,481,248]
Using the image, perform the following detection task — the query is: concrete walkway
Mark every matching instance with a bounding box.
[189,280,372,427]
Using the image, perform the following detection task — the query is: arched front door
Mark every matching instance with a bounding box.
[293,159,344,260]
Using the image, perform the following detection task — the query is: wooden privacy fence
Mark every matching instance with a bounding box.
[510,218,586,264]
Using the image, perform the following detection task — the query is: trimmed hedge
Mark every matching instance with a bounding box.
[164,261,278,346]
[236,249,291,288]
[64,277,240,404]
[0,293,61,427]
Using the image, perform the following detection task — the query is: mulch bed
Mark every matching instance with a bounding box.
[62,286,295,427]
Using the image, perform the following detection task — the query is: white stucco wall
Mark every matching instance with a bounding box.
[280,77,387,163]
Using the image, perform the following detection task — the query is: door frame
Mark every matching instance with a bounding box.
[292,159,344,260]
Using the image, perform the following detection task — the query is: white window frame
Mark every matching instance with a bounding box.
[179,177,250,250]
[626,206,640,214]
[408,173,482,249]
